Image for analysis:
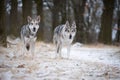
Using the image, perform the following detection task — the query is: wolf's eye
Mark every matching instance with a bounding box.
[65,29,69,32]
[72,29,75,32]
[65,29,67,32]
[31,23,33,25]
[36,23,38,25]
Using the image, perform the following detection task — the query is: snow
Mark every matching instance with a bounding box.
[0,71,12,80]
[71,45,120,67]
[0,41,120,80]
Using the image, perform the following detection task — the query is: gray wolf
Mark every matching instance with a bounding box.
[53,21,76,59]
[20,16,40,56]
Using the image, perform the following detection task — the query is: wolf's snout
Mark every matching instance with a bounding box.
[69,34,72,39]
[33,27,36,32]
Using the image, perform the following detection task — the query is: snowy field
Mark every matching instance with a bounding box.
[0,40,120,80]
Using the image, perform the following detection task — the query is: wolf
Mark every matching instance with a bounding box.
[20,16,40,57]
[53,21,76,59]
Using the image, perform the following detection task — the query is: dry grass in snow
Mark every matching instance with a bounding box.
[0,39,120,80]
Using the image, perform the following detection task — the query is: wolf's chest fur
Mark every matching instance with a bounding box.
[61,34,73,45]
[53,21,76,59]
[21,25,36,38]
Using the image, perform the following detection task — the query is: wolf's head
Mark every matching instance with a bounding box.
[64,21,76,40]
[27,16,40,35]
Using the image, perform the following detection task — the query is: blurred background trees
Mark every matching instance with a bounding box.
[0,0,120,46]
[0,0,6,46]
[98,0,115,44]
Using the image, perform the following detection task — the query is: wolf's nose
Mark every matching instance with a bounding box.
[33,27,36,32]
[69,34,72,39]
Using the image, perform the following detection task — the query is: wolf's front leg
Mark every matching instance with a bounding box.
[21,41,26,56]
[56,43,62,59]
[24,37,30,56]
[67,45,71,59]
[23,40,28,56]
[29,41,35,58]
[59,44,62,59]
[56,43,59,58]
[31,37,36,58]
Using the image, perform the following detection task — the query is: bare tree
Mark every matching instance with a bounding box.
[61,0,67,23]
[35,0,44,40]
[0,0,6,46]
[84,0,103,43]
[45,0,63,42]
[22,0,32,24]
[10,0,18,36]
[116,18,120,42]
[52,0,61,29]
[72,0,87,43]
[98,0,115,44]
[116,0,120,42]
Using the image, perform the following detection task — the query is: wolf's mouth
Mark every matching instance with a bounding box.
[69,34,72,39]
[33,27,36,32]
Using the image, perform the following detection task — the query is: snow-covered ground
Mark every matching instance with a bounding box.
[0,41,120,80]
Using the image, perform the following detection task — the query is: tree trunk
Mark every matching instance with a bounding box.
[116,15,120,42]
[52,0,61,29]
[10,0,18,36]
[35,0,44,40]
[72,0,86,43]
[22,0,32,24]
[116,0,120,42]
[61,0,67,24]
[98,0,114,44]
[0,0,6,47]
[51,0,61,41]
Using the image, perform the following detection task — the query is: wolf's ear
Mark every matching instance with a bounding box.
[72,21,76,28]
[37,15,41,23]
[27,16,32,23]
[65,21,69,27]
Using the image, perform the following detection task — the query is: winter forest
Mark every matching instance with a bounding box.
[0,0,120,80]
[0,0,120,45]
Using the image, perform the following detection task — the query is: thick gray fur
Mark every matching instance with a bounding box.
[20,16,40,56]
[53,21,76,59]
